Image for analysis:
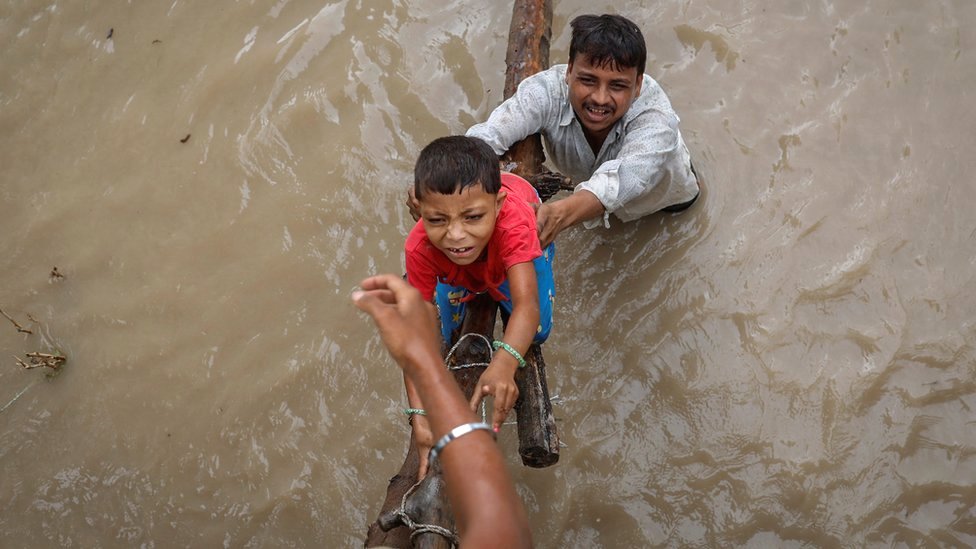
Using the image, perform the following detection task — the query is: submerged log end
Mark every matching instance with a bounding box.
[514,343,560,468]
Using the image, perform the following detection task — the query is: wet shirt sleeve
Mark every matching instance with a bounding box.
[576,109,680,229]
[466,71,558,155]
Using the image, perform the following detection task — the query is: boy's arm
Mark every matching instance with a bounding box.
[468,261,539,430]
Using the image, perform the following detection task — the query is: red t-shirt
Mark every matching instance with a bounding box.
[405,173,541,302]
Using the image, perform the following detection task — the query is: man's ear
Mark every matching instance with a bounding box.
[496,191,507,209]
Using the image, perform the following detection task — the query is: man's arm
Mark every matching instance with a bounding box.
[466,70,557,156]
[352,275,533,548]
[533,190,605,248]
[576,106,683,223]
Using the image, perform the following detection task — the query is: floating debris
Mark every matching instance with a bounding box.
[0,308,32,334]
[180,134,191,143]
[15,352,67,372]
[50,266,64,280]
[107,28,114,39]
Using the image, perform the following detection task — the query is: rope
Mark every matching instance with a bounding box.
[444,332,492,371]
[392,477,460,548]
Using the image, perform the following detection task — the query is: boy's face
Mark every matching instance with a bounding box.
[565,54,643,143]
[418,184,506,266]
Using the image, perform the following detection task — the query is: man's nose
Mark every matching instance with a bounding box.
[593,85,610,105]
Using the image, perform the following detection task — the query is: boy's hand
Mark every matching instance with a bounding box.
[410,416,434,479]
[351,275,440,370]
[469,363,519,431]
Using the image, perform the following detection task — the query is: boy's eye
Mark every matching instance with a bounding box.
[424,217,445,225]
[465,214,484,221]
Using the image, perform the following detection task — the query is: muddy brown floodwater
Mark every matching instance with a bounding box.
[1,0,974,547]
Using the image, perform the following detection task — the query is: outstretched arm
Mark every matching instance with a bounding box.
[468,261,539,430]
[353,275,532,548]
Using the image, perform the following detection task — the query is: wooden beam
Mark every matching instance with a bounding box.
[366,0,562,544]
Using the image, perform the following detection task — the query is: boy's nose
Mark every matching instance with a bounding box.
[446,222,465,241]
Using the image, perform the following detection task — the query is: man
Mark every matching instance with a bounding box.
[466,13,700,247]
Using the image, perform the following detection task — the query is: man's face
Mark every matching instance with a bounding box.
[565,54,643,143]
[419,185,506,266]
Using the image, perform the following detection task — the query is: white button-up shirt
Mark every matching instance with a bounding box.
[467,64,698,228]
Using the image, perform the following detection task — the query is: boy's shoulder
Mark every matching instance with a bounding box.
[494,174,542,258]
[499,172,539,205]
[405,219,431,255]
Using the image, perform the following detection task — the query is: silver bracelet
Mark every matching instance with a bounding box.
[428,422,494,462]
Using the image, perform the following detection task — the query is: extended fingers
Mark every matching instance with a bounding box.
[491,386,519,429]
[469,383,490,412]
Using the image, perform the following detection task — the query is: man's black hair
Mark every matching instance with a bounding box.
[569,14,647,76]
[414,136,501,199]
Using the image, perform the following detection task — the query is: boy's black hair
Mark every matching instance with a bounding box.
[569,14,647,76]
[414,136,501,199]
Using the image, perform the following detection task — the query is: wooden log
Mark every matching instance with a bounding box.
[514,343,560,467]
[500,0,573,202]
[499,0,561,469]
[366,0,562,543]
[499,0,550,185]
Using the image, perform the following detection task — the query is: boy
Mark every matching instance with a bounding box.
[403,136,555,477]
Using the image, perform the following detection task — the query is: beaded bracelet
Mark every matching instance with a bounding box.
[428,422,494,462]
[492,340,527,369]
[403,408,426,425]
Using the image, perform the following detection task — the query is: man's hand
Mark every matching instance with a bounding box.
[351,275,439,370]
[406,187,421,222]
[410,415,435,479]
[534,190,605,247]
[468,363,520,431]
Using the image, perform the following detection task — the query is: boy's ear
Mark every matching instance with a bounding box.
[495,191,507,209]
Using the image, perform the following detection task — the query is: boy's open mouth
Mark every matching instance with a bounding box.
[446,246,476,259]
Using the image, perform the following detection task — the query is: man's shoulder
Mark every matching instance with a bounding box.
[629,74,678,120]
[517,64,569,101]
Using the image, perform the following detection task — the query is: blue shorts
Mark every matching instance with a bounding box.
[434,242,555,345]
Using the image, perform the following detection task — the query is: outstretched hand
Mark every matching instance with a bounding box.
[351,274,440,370]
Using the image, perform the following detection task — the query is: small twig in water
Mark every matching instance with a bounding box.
[50,266,64,280]
[0,308,32,334]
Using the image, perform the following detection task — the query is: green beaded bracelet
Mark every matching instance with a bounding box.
[403,408,426,417]
[492,340,527,369]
